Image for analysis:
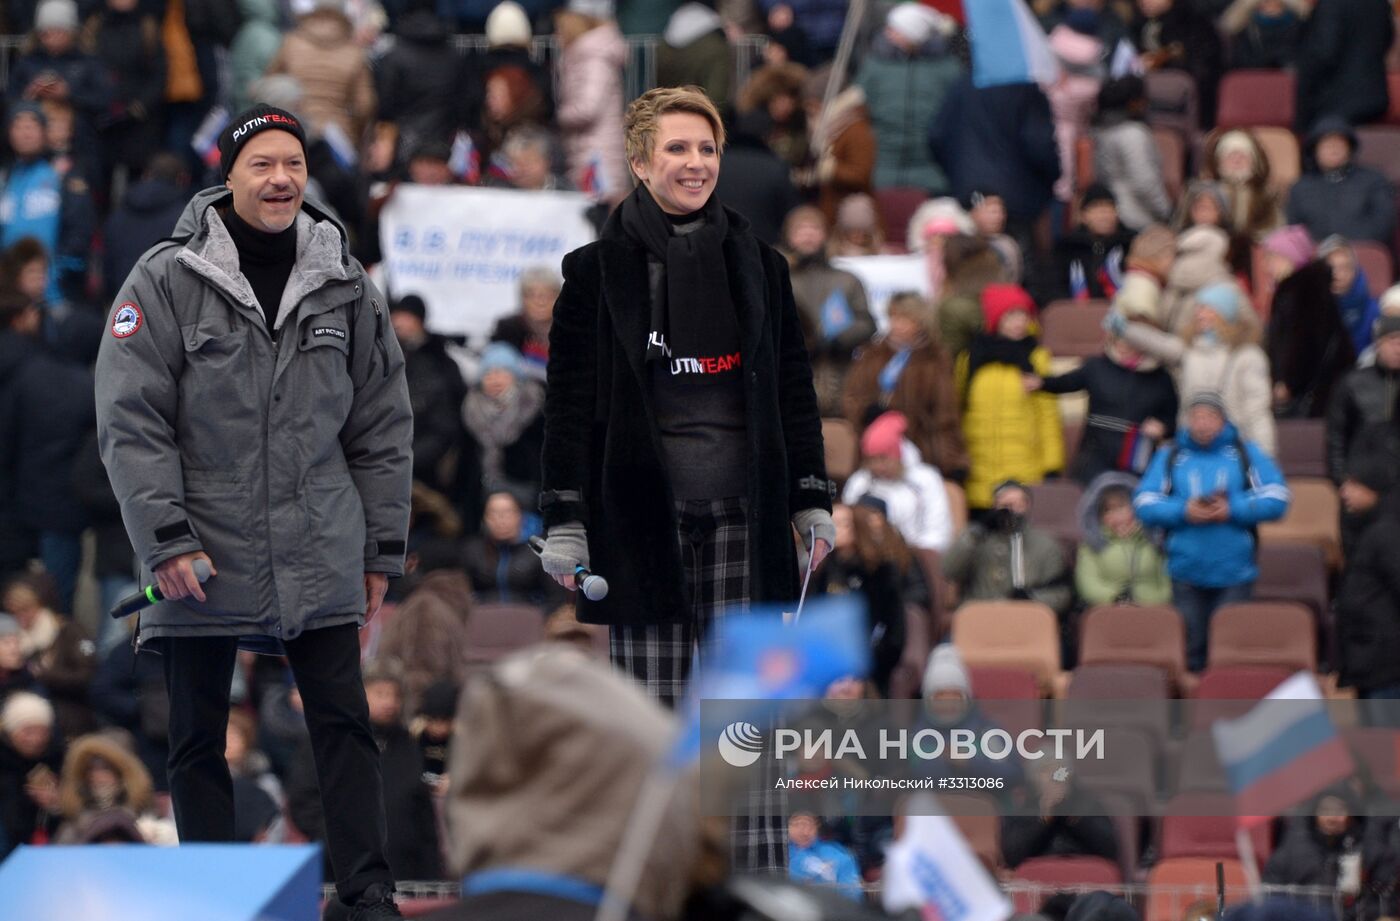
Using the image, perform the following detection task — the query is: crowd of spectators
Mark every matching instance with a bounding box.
[0,0,1398,910]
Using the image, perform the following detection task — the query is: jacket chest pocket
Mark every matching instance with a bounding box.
[293,319,354,411]
[179,321,259,427]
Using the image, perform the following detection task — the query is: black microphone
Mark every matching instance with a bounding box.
[109,559,213,619]
[527,534,609,601]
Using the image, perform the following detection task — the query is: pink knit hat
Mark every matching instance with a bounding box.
[1261,225,1315,271]
[861,411,908,459]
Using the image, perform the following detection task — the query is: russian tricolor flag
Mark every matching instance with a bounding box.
[963,0,1060,88]
[1210,672,1354,827]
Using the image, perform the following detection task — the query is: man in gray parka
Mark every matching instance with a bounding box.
[95,105,412,921]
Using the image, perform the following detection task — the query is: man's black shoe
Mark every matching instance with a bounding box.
[347,883,402,920]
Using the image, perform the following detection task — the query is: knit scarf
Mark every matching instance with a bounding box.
[618,183,739,370]
[964,333,1038,403]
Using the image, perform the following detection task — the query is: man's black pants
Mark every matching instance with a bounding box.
[160,623,392,903]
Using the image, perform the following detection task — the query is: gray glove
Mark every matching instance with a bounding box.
[540,521,589,578]
[792,508,836,552]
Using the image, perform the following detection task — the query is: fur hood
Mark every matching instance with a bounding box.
[59,734,154,819]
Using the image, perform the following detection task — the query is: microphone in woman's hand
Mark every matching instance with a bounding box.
[528,535,610,601]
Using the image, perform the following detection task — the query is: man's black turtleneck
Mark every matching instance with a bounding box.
[224,207,297,331]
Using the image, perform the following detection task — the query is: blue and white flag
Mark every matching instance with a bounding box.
[964,0,1060,89]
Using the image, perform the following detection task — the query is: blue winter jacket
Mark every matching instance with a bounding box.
[789,838,863,900]
[1134,423,1291,587]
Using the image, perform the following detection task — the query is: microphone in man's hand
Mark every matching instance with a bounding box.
[109,559,213,619]
[527,535,609,601]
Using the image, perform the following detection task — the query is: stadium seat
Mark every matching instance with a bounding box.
[1160,793,1271,867]
[1152,126,1187,203]
[1345,727,1400,799]
[1146,70,1199,139]
[1258,477,1342,570]
[463,602,546,663]
[1063,664,1171,753]
[942,793,1002,872]
[1252,126,1300,195]
[969,665,1042,737]
[822,418,858,487]
[1215,70,1296,129]
[951,601,1062,696]
[1078,604,1191,695]
[1028,479,1084,563]
[889,603,932,700]
[1354,240,1394,298]
[1008,856,1123,911]
[1387,73,1400,125]
[1174,729,1228,793]
[1040,300,1110,360]
[1190,665,1292,729]
[1355,125,1400,191]
[1146,858,1249,921]
[1273,419,1327,479]
[875,186,929,252]
[1207,601,1316,673]
[1071,726,1159,814]
[1254,541,1329,623]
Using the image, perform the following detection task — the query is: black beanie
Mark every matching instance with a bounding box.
[218,105,308,180]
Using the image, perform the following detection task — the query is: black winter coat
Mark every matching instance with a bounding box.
[1001,789,1121,868]
[928,78,1060,223]
[1295,0,1394,131]
[813,556,907,696]
[1266,260,1356,418]
[1337,493,1400,693]
[1327,363,1400,483]
[402,333,467,490]
[540,206,831,626]
[461,536,568,607]
[376,11,471,156]
[6,49,111,147]
[714,133,801,247]
[0,330,37,570]
[0,734,64,858]
[87,10,166,123]
[1132,5,1224,126]
[102,178,189,301]
[1054,225,1135,301]
[0,344,96,536]
[1040,355,1179,484]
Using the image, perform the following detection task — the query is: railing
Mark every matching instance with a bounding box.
[332,880,1348,917]
[0,33,767,110]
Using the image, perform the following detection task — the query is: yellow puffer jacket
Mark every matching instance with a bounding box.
[957,346,1065,509]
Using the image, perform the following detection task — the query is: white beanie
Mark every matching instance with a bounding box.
[1378,283,1400,315]
[886,2,953,47]
[486,1,532,48]
[2,692,54,736]
[33,0,79,31]
[922,644,971,699]
[565,0,614,18]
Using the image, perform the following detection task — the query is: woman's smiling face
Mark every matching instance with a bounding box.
[631,112,720,215]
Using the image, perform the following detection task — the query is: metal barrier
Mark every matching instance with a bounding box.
[332,880,1347,918]
[0,32,765,109]
[450,33,769,103]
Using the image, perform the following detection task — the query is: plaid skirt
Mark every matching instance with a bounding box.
[609,496,787,873]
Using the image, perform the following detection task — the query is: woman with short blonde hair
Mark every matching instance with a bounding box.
[538,85,832,872]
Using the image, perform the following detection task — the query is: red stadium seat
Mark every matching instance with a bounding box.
[1040,300,1110,360]
[1354,125,1400,189]
[1273,419,1327,479]
[1216,70,1296,129]
[1207,601,1316,673]
[1146,70,1200,140]
[1190,665,1292,728]
[463,602,546,663]
[874,186,929,253]
[1174,729,1228,793]
[1354,240,1394,299]
[1161,793,1271,868]
[969,665,1042,737]
[1147,858,1249,921]
[1008,856,1124,911]
[1078,604,1191,695]
[1254,541,1329,624]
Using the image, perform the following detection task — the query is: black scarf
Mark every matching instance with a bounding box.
[964,333,1038,403]
[619,183,739,368]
